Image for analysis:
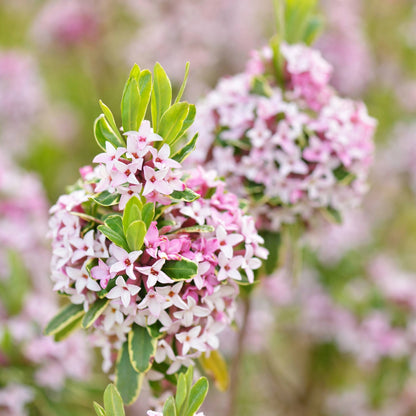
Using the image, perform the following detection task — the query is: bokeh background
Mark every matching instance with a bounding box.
[2,0,416,415]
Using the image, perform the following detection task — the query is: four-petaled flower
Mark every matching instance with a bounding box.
[106,276,140,308]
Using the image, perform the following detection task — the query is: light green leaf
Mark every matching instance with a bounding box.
[126,220,146,252]
[99,100,123,141]
[172,133,198,163]
[91,191,120,207]
[104,384,125,416]
[94,114,125,151]
[158,102,189,146]
[179,225,215,234]
[54,314,83,342]
[115,341,144,405]
[128,324,157,373]
[141,202,155,229]
[162,259,198,281]
[170,188,200,202]
[199,351,229,392]
[175,374,187,414]
[184,377,209,416]
[163,397,177,416]
[82,298,109,329]
[185,366,194,391]
[98,216,129,251]
[121,77,140,132]
[173,104,196,146]
[122,196,143,235]
[174,61,190,104]
[137,70,152,127]
[151,62,172,131]
[44,303,85,336]
[93,402,107,416]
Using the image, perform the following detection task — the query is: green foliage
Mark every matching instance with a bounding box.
[125,220,146,251]
[151,62,173,131]
[122,196,143,234]
[82,298,109,329]
[162,259,198,281]
[92,191,121,207]
[128,324,157,373]
[170,188,200,202]
[94,114,125,151]
[98,215,130,251]
[44,303,85,336]
[172,133,199,163]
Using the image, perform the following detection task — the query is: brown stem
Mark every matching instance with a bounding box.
[225,296,251,416]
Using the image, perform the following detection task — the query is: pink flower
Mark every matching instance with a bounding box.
[109,244,141,281]
[136,259,173,287]
[143,167,173,196]
[106,276,140,308]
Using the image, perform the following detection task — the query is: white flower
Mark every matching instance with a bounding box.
[106,276,140,307]
[176,326,206,355]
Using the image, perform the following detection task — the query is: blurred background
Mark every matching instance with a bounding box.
[1,0,416,415]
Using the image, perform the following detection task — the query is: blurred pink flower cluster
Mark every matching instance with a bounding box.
[0,51,45,155]
[188,43,376,231]
[316,0,374,96]
[49,121,266,374]
[0,154,91,414]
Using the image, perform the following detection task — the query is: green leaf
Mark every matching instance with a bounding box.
[92,191,121,207]
[251,76,273,97]
[174,104,196,145]
[128,324,157,373]
[151,62,172,131]
[115,341,144,405]
[126,220,146,252]
[158,102,190,146]
[137,70,152,127]
[172,133,198,163]
[162,259,198,281]
[93,402,107,416]
[174,62,190,104]
[185,365,194,391]
[54,314,83,342]
[98,216,129,251]
[322,207,342,224]
[121,77,141,132]
[122,196,143,235]
[141,202,155,229]
[94,114,125,151]
[179,225,215,234]
[147,322,163,339]
[44,303,85,336]
[82,298,109,329]
[163,397,177,416]
[260,230,281,275]
[104,384,125,416]
[184,377,209,416]
[199,351,229,392]
[170,188,200,202]
[284,0,318,44]
[175,374,187,414]
[99,100,123,142]
[303,16,323,45]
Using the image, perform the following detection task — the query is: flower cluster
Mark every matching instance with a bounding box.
[48,65,267,402]
[0,51,45,155]
[0,154,91,414]
[188,43,376,231]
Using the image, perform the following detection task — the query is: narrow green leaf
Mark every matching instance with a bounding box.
[44,303,84,336]
[104,384,125,416]
[172,133,198,163]
[91,191,120,207]
[151,62,172,131]
[260,230,281,275]
[184,378,209,416]
[82,298,109,329]
[122,196,143,235]
[178,225,215,234]
[99,100,123,141]
[162,259,198,281]
[54,314,83,342]
[170,188,200,202]
[128,324,157,373]
[126,220,146,251]
[158,102,189,146]
[163,397,177,416]
[175,374,187,414]
[173,104,196,146]
[94,114,124,151]
[115,341,144,405]
[141,202,155,229]
[98,216,129,251]
[174,62,190,104]
[322,207,342,224]
[121,78,141,132]
[137,70,152,127]
[93,402,107,416]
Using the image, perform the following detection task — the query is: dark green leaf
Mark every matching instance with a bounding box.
[126,220,146,252]
[323,207,342,224]
[91,191,121,207]
[115,341,144,405]
[172,133,198,163]
[82,298,109,329]
[185,377,209,416]
[104,384,125,416]
[44,303,85,336]
[260,230,281,275]
[162,259,198,281]
[54,314,83,342]
[128,324,156,373]
[151,62,172,131]
[170,188,200,202]
[98,216,129,251]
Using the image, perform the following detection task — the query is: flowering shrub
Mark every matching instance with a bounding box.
[47,63,266,404]
[188,25,376,232]
[0,154,91,416]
